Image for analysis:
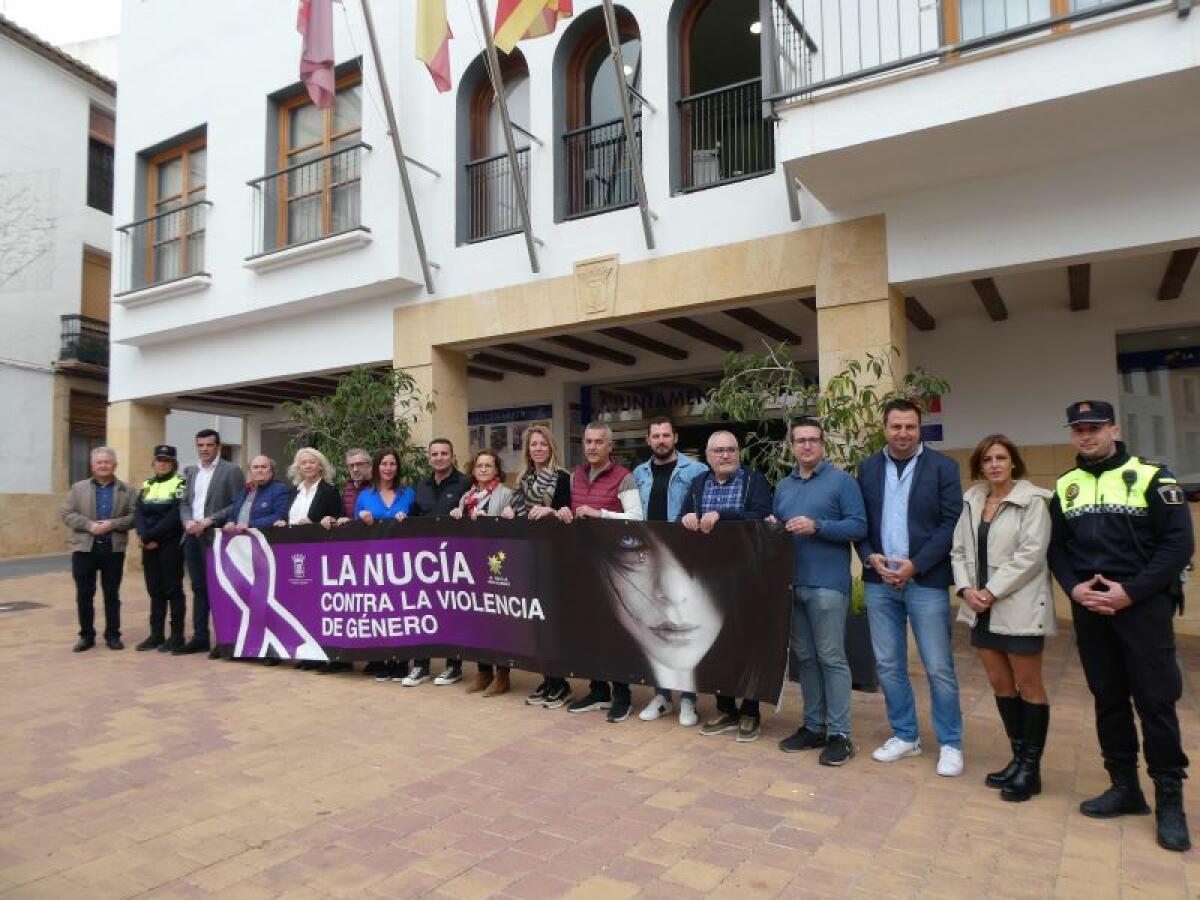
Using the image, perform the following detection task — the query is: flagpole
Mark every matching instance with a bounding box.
[600,0,654,251]
[358,0,437,293]
[474,0,540,274]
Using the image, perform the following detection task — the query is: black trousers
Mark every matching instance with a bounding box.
[588,680,630,700]
[183,534,210,642]
[717,696,760,719]
[1073,592,1189,778]
[72,546,124,640]
[143,541,185,639]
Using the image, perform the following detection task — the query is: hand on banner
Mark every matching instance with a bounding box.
[500,508,515,520]
[319,516,337,530]
[359,511,376,525]
[393,512,408,522]
[574,505,603,519]
[527,505,554,520]
[273,520,288,527]
[681,512,700,531]
[698,511,721,534]
[223,522,250,535]
[448,508,463,520]
[555,507,574,524]
[784,515,818,535]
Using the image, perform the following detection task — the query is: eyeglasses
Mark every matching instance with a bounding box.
[791,437,822,446]
[709,446,739,455]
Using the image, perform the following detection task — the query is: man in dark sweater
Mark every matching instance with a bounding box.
[404,438,469,686]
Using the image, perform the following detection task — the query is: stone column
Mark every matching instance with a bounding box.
[815,215,908,390]
[106,400,167,570]
[394,306,469,460]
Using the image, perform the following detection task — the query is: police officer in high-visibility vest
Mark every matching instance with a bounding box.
[1048,400,1195,852]
[133,445,188,653]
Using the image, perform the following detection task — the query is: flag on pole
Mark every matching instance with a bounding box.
[297,0,336,108]
[416,0,453,92]
[494,0,573,54]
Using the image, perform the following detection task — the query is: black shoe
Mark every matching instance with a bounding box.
[106,638,124,650]
[819,734,856,767]
[568,687,611,714]
[1153,776,1192,852]
[72,638,95,652]
[364,660,384,676]
[1001,703,1049,802]
[173,637,210,656]
[543,680,571,709]
[136,635,164,652]
[779,726,827,753]
[322,661,353,674]
[525,680,549,706]
[606,694,632,723]
[263,657,281,667]
[1080,764,1152,818]
[207,646,222,660]
[986,695,1025,788]
[158,636,183,653]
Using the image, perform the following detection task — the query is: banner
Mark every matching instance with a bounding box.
[207,519,793,701]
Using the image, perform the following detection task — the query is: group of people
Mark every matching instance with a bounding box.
[61,397,1194,852]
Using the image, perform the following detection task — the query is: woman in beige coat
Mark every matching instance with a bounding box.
[952,435,1055,802]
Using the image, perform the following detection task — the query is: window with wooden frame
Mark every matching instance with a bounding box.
[276,73,363,248]
[146,138,207,285]
[87,107,114,214]
[464,52,529,242]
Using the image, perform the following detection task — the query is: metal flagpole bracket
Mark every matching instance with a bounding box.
[474,0,540,274]
[359,0,436,293]
[600,0,654,251]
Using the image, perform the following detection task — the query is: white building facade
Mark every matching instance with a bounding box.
[108,1,1198,615]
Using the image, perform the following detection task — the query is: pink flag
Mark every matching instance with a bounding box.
[297,0,336,109]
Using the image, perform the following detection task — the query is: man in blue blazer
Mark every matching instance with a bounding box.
[856,399,965,777]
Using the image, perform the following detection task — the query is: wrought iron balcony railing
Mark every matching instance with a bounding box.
[678,78,774,193]
[465,147,531,243]
[59,315,109,368]
[247,142,369,257]
[116,199,210,293]
[563,114,643,219]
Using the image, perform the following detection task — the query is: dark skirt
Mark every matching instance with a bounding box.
[970,608,1044,655]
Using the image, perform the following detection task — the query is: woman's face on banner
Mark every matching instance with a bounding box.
[604,530,722,671]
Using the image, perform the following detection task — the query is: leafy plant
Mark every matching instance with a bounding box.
[704,344,950,482]
[281,366,435,485]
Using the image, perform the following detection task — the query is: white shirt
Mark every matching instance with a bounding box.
[288,481,319,524]
[192,460,217,519]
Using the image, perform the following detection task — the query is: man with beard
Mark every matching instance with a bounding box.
[1048,400,1194,852]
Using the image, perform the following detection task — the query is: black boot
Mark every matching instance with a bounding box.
[986,695,1025,788]
[136,634,164,652]
[1002,703,1049,802]
[1153,775,1191,852]
[1080,762,1152,818]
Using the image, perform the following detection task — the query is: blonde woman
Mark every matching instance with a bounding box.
[276,447,342,528]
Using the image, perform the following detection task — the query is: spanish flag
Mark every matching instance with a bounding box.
[416,0,453,92]
[494,0,573,55]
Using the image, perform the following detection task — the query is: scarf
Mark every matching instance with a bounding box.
[463,478,500,516]
[510,467,562,518]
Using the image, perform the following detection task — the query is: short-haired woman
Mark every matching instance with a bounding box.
[450,450,514,696]
[509,425,573,709]
[951,435,1056,801]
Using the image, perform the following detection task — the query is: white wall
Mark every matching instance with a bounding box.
[164,411,244,467]
[0,367,54,491]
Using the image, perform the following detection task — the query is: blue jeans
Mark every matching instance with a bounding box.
[865,581,962,749]
[791,587,852,736]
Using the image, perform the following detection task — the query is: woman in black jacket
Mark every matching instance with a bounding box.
[133,446,187,652]
[277,447,343,527]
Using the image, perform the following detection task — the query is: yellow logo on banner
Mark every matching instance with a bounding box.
[488,552,507,576]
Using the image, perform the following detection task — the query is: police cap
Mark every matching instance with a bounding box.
[153,444,177,460]
[1064,400,1115,426]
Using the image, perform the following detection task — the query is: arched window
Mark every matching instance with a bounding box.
[457,50,530,243]
[671,0,773,192]
[554,7,642,220]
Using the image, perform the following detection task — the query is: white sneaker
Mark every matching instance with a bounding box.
[936,746,964,777]
[400,666,430,687]
[679,697,698,728]
[872,736,922,763]
[433,666,462,686]
[639,695,672,721]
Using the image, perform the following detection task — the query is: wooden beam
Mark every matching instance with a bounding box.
[467,366,504,382]
[971,278,1008,322]
[548,335,637,366]
[184,392,275,410]
[797,297,816,312]
[1068,264,1090,311]
[660,317,742,353]
[724,307,804,345]
[470,352,546,377]
[495,343,590,372]
[904,296,936,332]
[1158,248,1199,301]
[598,327,688,361]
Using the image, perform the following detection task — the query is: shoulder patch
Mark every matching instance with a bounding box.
[1158,484,1186,506]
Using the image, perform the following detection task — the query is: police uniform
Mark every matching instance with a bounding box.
[133,446,189,652]
[1048,400,1195,851]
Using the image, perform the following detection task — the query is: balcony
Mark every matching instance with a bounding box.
[465,147,530,243]
[116,200,210,295]
[678,78,774,193]
[248,142,369,258]
[563,114,642,219]
[58,315,109,374]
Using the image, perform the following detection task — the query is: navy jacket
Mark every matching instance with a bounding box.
[856,447,963,588]
[217,481,292,529]
[680,466,773,521]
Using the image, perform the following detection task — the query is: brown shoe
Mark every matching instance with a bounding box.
[482,667,510,698]
[466,670,493,694]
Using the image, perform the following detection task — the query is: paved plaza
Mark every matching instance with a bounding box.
[2,566,1199,899]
